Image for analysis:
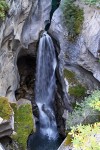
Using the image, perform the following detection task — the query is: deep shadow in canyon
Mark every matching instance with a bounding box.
[15,54,39,118]
[16,55,36,100]
[15,42,66,143]
[16,48,66,135]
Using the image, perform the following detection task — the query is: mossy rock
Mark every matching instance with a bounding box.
[11,103,34,150]
[64,69,76,84]
[64,134,72,146]
[63,69,86,98]
[0,97,13,120]
[62,0,84,41]
[69,85,86,98]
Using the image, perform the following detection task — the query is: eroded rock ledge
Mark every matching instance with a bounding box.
[49,0,100,105]
[0,0,100,147]
[0,0,52,102]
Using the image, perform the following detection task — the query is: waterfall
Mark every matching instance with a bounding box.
[35,32,58,140]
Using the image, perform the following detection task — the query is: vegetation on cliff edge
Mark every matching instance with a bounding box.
[62,0,84,41]
[11,103,34,150]
[83,0,100,6]
[68,122,100,150]
[0,97,12,120]
[66,90,100,129]
[64,69,86,98]
[65,90,100,150]
[0,0,9,20]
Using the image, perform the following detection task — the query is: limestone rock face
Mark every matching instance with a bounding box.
[77,5,100,82]
[0,0,52,102]
[49,2,100,81]
[49,1,100,105]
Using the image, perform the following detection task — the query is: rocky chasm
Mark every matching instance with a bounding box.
[0,0,100,149]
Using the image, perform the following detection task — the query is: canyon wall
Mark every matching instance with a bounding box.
[0,0,99,120]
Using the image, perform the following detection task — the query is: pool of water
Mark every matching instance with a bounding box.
[28,125,63,150]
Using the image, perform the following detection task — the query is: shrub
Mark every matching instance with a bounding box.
[11,103,34,150]
[62,0,84,41]
[66,91,100,129]
[65,91,100,149]
[0,0,9,20]
[69,85,86,98]
[0,97,12,120]
[82,0,100,6]
[69,123,100,150]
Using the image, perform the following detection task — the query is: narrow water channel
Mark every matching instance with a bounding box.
[28,32,63,150]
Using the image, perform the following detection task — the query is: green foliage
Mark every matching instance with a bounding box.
[82,0,100,6]
[0,97,12,120]
[89,94,100,111]
[66,91,100,129]
[69,85,86,98]
[0,0,9,20]
[64,69,75,83]
[65,91,100,149]
[69,123,100,150]
[62,0,84,41]
[11,103,34,150]
[63,69,86,98]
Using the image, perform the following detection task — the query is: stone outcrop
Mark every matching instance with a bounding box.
[0,97,35,149]
[0,97,14,138]
[0,0,100,146]
[49,0,100,105]
[10,98,35,149]
[0,120,13,138]
[0,0,52,102]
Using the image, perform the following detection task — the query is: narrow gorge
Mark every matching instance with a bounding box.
[0,0,100,150]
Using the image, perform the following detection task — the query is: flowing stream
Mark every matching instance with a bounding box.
[28,32,63,150]
[35,32,58,139]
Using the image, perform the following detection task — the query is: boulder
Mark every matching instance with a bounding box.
[11,98,35,149]
[0,97,14,138]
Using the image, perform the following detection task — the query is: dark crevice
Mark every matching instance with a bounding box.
[15,54,39,118]
[51,0,61,19]
[45,0,61,31]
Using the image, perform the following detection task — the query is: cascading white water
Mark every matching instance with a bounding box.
[35,32,58,140]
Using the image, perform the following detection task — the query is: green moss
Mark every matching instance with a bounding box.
[64,134,72,146]
[63,69,76,83]
[69,85,86,98]
[63,69,86,98]
[62,0,84,41]
[11,103,34,150]
[0,97,12,120]
[0,0,9,20]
